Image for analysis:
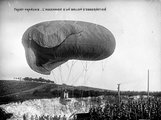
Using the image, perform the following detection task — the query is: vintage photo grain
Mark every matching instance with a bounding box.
[0,0,161,120]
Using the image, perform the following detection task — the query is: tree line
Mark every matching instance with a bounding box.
[23,77,55,84]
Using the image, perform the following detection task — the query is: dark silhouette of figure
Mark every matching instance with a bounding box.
[0,107,13,120]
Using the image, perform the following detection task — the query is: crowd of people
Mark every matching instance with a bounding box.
[22,114,67,120]
[89,97,161,120]
[3,97,161,120]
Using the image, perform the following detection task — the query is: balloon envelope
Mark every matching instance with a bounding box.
[22,21,116,75]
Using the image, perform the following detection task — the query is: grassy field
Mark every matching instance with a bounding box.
[1,80,160,105]
[0,80,111,105]
[0,80,45,96]
[0,80,47,104]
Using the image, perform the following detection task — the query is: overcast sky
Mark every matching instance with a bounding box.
[0,0,161,91]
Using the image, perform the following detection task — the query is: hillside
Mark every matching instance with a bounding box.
[0,80,45,96]
[0,80,113,105]
[1,80,160,105]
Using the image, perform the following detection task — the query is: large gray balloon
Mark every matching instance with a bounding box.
[22,21,116,75]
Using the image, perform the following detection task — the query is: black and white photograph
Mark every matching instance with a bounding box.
[0,0,161,120]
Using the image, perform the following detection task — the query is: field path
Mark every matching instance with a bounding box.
[0,83,49,98]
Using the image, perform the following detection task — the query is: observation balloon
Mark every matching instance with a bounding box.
[22,21,116,75]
